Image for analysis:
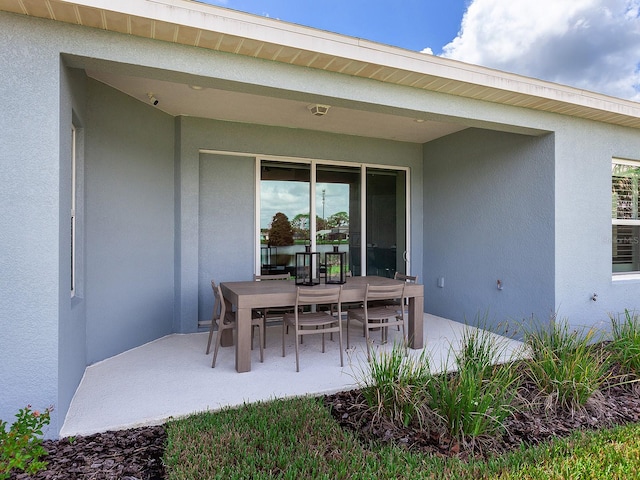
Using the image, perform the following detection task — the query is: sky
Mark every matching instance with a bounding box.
[199,0,640,102]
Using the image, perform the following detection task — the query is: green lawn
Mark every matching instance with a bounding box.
[163,396,640,480]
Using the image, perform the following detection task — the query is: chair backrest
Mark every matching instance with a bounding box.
[295,286,342,308]
[364,283,405,306]
[254,273,291,281]
[211,280,231,325]
[394,272,418,283]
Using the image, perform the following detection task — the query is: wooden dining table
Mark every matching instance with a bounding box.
[220,275,424,373]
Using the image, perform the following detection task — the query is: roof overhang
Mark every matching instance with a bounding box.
[3,0,640,130]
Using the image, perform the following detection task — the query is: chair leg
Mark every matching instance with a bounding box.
[206,319,216,355]
[262,317,267,349]
[282,321,286,357]
[258,323,264,363]
[364,322,372,362]
[338,320,344,367]
[294,331,300,372]
[212,324,222,368]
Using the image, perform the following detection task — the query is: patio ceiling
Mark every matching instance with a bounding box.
[4,0,640,141]
[83,68,468,143]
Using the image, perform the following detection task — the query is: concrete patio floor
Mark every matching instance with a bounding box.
[60,314,525,437]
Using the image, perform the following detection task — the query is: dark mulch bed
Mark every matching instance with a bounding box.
[11,370,640,478]
[10,425,166,480]
[325,378,640,460]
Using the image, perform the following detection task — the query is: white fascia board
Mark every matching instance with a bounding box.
[62,0,640,118]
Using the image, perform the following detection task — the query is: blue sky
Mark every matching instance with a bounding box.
[198,0,467,54]
[198,0,640,102]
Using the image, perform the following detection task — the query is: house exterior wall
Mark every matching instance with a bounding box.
[84,79,175,364]
[554,120,640,330]
[1,13,64,436]
[58,65,88,430]
[423,129,555,333]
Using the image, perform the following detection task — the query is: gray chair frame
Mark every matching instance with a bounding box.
[347,283,406,361]
[207,280,264,368]
[282,286,343,372]
[253,273,295,347]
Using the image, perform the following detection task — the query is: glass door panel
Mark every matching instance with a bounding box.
[316,165,361,276]
[366,168,407,278]
[260,161,310,276]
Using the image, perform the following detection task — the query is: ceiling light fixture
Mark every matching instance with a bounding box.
[414,119,425,123]
[147,92,159,106]
[307,104,331,116]
[189,85,203,90]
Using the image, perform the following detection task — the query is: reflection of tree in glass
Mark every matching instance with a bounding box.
[268,212,294,246]
[290,213,343,237]
[291,213,309,237]
[327,211,349,228]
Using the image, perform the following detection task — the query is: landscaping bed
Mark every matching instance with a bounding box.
[326,372,640,460]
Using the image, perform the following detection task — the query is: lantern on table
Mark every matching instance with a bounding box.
[295,246,320,286]
[325,245,346,284]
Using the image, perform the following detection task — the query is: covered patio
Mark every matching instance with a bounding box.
[60,314,525,437]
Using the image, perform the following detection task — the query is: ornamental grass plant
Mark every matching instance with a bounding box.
[608,309,640,383]
[356,342,432,427]
[353,318,521,443]
[524,318,610,410]
[427,325,521,440]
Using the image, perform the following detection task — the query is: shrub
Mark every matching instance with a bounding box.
[357,342,432,427]
[0,405,52,479]
[608,309,640,381]
[428,325,520,440]
[524,318,609,410]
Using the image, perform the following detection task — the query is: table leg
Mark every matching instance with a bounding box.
[407,295,424,349]
[235,307,252,373]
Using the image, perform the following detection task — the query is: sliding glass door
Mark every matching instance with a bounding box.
[259,159,408,277]
[316,165,361,276]
[259,161,310,275]
[366,168,407,278]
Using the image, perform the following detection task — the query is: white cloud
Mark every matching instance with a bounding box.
[420,47,434,55]
[442,0,640,101]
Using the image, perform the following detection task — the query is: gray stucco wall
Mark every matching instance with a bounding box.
[0,13,62,436]
[84,79,175,364]
[554,120,640,331]
[198,154,256,321]
[58,65,88,428]
[423,129,556,334]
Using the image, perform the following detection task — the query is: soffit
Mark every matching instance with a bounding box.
[3,0,640,131]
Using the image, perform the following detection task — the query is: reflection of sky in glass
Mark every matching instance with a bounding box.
[261,181,349,228]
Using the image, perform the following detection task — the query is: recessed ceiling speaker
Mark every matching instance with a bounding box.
[307,104,330,116]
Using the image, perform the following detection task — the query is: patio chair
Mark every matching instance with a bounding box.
[207,280,264,368]
[282,286,343,372]
[253,273,295,347]
[347,283,406,361]
[386,273,418,329]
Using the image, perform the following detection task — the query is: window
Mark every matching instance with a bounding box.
[612,159,640,274]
